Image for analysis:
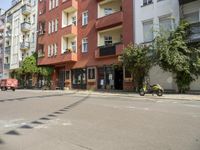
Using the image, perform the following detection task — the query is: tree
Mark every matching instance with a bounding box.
[122,43,153,91]
[154,21,200,93]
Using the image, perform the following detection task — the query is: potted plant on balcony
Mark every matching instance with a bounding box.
[65,48,72,53]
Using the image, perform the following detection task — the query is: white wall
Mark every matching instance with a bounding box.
[134,0,180,91]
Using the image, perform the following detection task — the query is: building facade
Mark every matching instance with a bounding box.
[0,9,5,79]
[37,0,134,90]
[3,0,38,79]
[134,0,200,91]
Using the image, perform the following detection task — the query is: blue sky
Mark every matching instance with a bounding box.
[0,0,12,10]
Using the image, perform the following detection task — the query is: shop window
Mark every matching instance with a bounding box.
[88,68,96,80]
[124,68,132,79]
[65,71,70,80]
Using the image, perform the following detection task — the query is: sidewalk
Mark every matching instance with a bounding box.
[16,89,200,101]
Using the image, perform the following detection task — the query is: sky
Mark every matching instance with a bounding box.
[0,0,12,10]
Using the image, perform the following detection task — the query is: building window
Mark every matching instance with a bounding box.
[82,11,88,26]
[32,14,35,24]
[143,20,153,42]
[55,19,58,31]
[48,22,51,34]
[72,16,77,25]
[55,0,59,7]
[32,32,35,43]
[184,12,199,24]
[54,44,57,55]
[82,38,88,53]
[88,68,96,80]
[71,41,76,52]
[104,8,113,16]
[65,71,70,80]
[159,16,174,32]
[52,20,55,32]
[49,0,52,10]
[48,45,51,57]
[51,45,54,56]
[124,68,132,79]
[143,0,153,6]
[104,36,113,46]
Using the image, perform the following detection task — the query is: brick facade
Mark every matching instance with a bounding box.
[37,0,134,90]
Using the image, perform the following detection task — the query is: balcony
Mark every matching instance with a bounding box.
[21,22,31,32]
[95,43,124,58]
[20,42,30,50]
[188,22,200,43]
[38,50,45,58]
[62,25,77,36]
[62,52,77,62]
[62,0,78,10]
[96,11,123,30]
[21,4,31,15]
[179,0,197,5]
[4,64,10,70]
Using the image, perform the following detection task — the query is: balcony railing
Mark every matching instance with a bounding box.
[20,42,30,50]
[4,64,10,70]
[179,0,197,5]
[96,11,123,30]
[22,4,31,15]
[188,22,200,42]
[21,22,31,32]
[95,43,124,58]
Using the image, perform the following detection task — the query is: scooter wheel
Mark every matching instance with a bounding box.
[157,90,163,96]
[139,89,145,96]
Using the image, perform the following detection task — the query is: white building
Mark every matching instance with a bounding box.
[0,9,5,79]
[3,0,38,79]
[134,0,200,91]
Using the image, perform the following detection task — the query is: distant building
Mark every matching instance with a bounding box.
[0,10,5,79]
[3,0,38,79]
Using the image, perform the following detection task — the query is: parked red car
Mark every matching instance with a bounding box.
[0,79,18,91]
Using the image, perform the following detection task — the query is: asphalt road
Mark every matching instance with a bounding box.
[0,90,200,150]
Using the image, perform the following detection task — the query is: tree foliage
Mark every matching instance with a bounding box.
[154,21,200,93]
[122,43,153,91]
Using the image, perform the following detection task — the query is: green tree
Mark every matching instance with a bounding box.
[122,43,153,91]
[154,21,200,93]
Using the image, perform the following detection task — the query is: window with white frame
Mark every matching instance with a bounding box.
[55,0,59,7]
[87,67,96,80]
[184,12,199,24]
[72,16,77,25]
[52,0,55,9]
[82,38,88,53]
[104,8,113,16]
[52,20,54,32]
[143,0,153,6]
[104,36,113,46]
[49,0,52,10]
[159,16,174,32]
[48,45,51,57]
[143,20,153,42]
[55,19,58,31]
[51,44,54,56]
[54,44,57,55]
[71,41,76,52]
[82,11,88,26]
[48,21,51,34]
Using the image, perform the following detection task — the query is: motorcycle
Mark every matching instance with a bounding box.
[139,80,164,96]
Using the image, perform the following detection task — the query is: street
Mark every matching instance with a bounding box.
[0,90,200,150]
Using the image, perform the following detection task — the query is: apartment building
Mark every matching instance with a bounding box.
[3,0,38,79]
[37,0,133,90]
[134,0,200,91]
[0,9,5,79]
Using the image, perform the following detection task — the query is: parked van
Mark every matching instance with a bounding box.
[0,79,18,91]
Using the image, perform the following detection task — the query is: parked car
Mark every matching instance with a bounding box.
[0,78,18,91]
